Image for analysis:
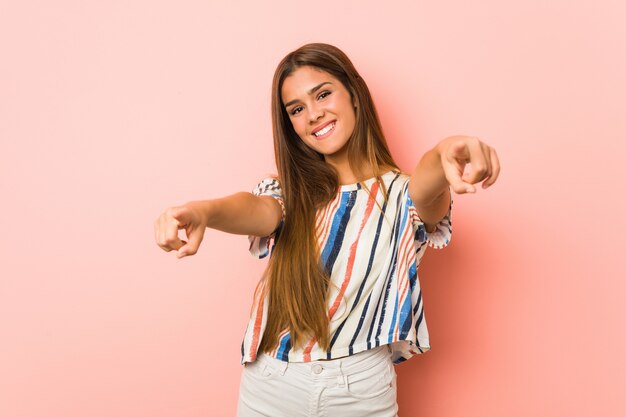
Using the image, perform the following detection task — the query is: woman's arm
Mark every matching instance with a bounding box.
[408,148,452,232]
[408,136,500,231]
[154,192,282,258]
[191,192,282,237]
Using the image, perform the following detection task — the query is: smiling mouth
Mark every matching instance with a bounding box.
[312,121,336,139]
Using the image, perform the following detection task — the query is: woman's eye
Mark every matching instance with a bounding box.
[318,91,331,100]
[290,106,303,115]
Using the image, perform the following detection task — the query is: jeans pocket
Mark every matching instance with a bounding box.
[345,360,395,400]
[245,359,279,381]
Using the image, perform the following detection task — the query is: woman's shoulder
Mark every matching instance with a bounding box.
[251,174,282,196]
[382,168,410,187]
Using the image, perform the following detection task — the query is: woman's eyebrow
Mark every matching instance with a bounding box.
[284,82,333,108]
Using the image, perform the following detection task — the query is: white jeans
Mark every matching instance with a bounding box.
[236,345,398,417]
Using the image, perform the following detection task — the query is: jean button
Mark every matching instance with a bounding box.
[312,364,323,374]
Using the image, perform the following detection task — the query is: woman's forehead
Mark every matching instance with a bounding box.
[281,67,338,101]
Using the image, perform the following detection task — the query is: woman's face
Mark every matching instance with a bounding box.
[281,66,356,164]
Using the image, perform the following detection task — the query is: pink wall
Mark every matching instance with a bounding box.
[1,1,624,416]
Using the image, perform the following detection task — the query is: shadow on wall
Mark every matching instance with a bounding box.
[395,200,526,416]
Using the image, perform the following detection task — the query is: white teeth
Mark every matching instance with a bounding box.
[314,122,335,137]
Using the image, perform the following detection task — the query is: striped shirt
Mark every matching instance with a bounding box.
[242,169,452,365]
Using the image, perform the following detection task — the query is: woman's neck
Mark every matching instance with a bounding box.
[327,159,395,185]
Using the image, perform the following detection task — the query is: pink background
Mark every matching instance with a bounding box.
[1,1,624,416]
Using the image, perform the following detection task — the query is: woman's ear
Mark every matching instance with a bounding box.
[349,88,359,109]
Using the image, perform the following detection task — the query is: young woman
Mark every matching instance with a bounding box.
[154,43,500,416]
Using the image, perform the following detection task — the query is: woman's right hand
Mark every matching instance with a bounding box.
[154,202,207,259]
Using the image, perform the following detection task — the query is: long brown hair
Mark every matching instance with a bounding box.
[257,43,400,354]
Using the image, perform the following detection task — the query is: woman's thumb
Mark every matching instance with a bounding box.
[177,225,205,259]
[177,242,188,258]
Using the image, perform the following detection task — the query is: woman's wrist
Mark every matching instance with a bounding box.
[183,200,213,228]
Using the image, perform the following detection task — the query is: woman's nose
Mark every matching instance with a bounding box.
[308,104,324,122]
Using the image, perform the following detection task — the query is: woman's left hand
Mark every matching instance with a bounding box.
[436,135,501,194]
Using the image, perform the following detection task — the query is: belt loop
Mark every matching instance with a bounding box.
[278,359,288,376]
[336,359,347,388]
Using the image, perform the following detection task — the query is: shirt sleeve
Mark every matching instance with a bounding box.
[248,177,286,259]
[405,182,453,250]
